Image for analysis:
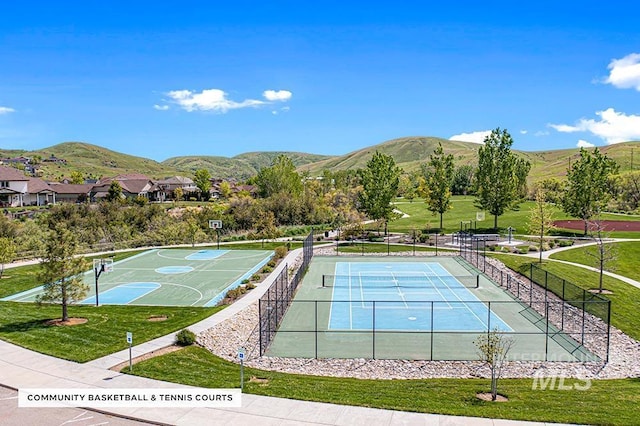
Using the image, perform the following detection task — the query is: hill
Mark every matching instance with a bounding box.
[299,137,640,181]
[26,142,181,180]
[3,139,639,183]
[162,152,332,180]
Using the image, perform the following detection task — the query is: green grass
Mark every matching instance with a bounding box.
[127,346,640,425]
[389,196,640,238]
[492,254,640,341]
[550,241,640,282]
[0,302,222,362]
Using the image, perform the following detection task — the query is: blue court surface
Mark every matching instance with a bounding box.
[328,261,512,332]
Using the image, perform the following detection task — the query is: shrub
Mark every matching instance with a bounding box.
[175,329,196,346]
[241,278,250,284]
[528,245,538,252]
[246,283,256,290]
[274,246,288,259]
[261,265,273,273]
[267,259,277,268]
[251,273,261,281]
[557,239,574,247]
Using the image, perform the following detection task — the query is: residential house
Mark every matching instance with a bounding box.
[0,166,55,206]
[48,183,94,203]
[154,176,198,201]
[91,174,157,201]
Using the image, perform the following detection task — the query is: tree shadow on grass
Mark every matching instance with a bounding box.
[0,318,58,333]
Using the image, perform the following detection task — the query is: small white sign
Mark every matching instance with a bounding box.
[126,332,132,344]
[238,347,245,360]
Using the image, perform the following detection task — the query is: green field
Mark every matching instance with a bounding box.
[127,346,640,426]
[550,241,640,282]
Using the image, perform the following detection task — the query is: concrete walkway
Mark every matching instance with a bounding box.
[1,248,576,425]
[521,238,640,290]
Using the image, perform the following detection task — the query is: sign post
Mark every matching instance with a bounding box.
[507,226,515,244]
[238,347,245,391]
[126,332,133,372]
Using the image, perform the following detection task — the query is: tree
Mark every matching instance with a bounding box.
[422,142,455,229]
[219,180,232,200]
[475,328,515,401]
[193,169,212,201]
[255,154,303,198]
[173,186,184,204]
[527,188,555,263]
[474,128,531,229]
[585,218,617,293]
[561,148,619,235]
[451,165,475,195]
[36,223,89,322]
[0,237,16,279]
[106,181,123,202]
[70,171,84,184]
[357,151,402,232]
[253,209,278,248]
[615,171,640,211]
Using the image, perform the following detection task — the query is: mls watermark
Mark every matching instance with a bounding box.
[531,373,592,391]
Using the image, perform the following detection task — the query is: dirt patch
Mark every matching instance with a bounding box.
[249,376,270,385]
[476,392,508,402]
[44,317,88,326]
[109,345,184,372]
[148,315,169,322]
[554,219,640,232]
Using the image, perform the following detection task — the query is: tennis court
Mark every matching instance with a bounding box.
[3,249,272,307]
[265,256,597,361]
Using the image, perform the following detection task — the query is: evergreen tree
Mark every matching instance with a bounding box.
[193,169,212,201]
[255,154,303,198]
[36,223,89,322]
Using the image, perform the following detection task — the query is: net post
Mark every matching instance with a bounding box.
[545,301,550,361]
[476,274,479,289]
[430,301,434,361]
[315,301,318,359]
[606,300,611,363]
[258,300,263,356]
[372,301,376,360]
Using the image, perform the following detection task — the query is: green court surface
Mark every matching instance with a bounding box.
[3,249,272,307]
[266,256,598,361]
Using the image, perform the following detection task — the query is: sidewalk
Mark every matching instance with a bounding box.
[1,249,574,425]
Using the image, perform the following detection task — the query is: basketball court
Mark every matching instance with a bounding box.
[2,248,272,307]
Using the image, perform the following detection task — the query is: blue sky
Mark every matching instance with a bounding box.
[1,1,640,161]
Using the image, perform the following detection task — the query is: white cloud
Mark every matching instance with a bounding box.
[534,130,549,137]
[166,89,265,113]
[263,90,292,101]
[520,130,528,135]
[550,108,640,144]
[449,130,491,144]
[153,104,169,111]
[604,53,640,91]
[577,139,595,148]
[0,106,16,114]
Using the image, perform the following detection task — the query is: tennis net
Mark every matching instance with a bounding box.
[321,274,479,289]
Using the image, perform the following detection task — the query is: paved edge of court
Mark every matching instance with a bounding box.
[0,248,579,426]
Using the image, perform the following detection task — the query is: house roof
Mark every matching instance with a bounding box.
[48,183,94,194]
[158,176,194,185]
[27,177,54,193]
[98,173,151,184]
[0,166,29,181]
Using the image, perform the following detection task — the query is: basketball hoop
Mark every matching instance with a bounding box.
[476,211,485,221]
[209,219,223,230]
[93,258,113,307]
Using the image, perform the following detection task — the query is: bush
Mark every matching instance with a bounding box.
[267,259,277,268]
[557,239,574,247]
[175,329,196,346]
[261,265,273,273]
[274,246,288,259]
[251,273,261,281]
[528,245,538,252]
[246,282,256,290]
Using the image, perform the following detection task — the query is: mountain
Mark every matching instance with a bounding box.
[162,152,332,180]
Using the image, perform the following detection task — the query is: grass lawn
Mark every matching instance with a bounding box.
[334,242,450,254]
[0,302,222,362]
[549,241,640,282]
[492,254,640,342]
[389,196,640,238]
[127,346,640,426]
